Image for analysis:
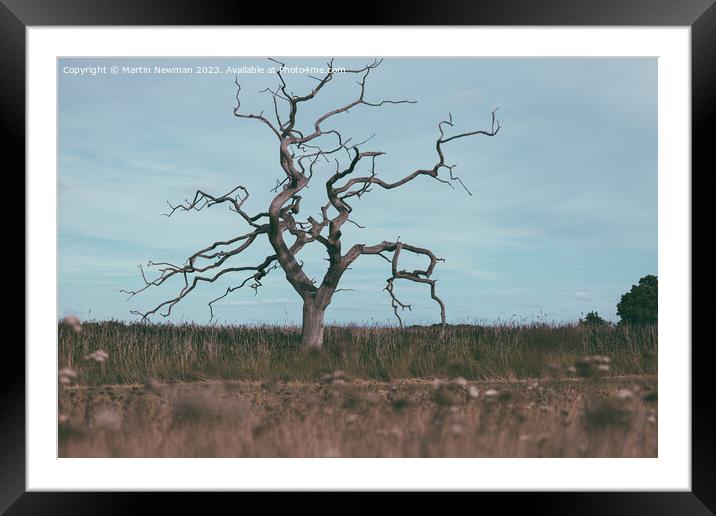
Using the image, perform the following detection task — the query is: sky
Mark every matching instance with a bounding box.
[58,57,657,326]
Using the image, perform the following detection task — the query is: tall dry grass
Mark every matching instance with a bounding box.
[59,321,657,384]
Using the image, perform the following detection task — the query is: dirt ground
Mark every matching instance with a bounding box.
[59,375,657,458]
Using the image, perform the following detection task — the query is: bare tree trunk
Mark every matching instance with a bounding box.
[301,301,326,348]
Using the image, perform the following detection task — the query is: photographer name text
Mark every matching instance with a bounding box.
[61,65,346,77]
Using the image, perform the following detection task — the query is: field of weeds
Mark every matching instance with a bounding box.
[58,321,657,458]
[59,321,657,383]
[59,375,657,458]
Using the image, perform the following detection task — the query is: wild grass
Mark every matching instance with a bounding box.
[59,321,657,385]
[58,320,657,458]
[59,376,658,458]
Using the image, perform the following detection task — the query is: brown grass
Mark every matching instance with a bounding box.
[58,321,657,458]
[59,375,657,458]
[59,321,657,384]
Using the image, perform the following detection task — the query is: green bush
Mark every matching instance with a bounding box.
[579,311,609,326]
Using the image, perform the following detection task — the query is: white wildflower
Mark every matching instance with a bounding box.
[85,350,109,363]
[452,377,468,388]
[616,388,634,401]
[58,367,77,385]
[62,316,82,333]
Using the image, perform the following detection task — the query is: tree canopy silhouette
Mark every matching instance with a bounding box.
[617,275,658,325]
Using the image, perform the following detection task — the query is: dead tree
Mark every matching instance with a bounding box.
[123,59,499,348]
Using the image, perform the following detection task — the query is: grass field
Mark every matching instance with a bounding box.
[58,321,657,458]
[59,321,657,383]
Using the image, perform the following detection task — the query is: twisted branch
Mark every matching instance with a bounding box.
[341,240,446,328]
[164,185,269,228]
[334,109,500,199]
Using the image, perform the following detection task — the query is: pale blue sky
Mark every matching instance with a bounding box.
[58,57,657,325]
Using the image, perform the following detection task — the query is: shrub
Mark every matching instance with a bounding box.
[579,311,609,326]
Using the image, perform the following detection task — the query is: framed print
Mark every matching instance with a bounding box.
[5,0,713,512]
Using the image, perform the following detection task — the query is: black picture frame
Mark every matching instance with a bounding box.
[4,0,712,512]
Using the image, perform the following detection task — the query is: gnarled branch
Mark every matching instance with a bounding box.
[164,185,269,228]
[341,240,446,328]
[334,109,500,199]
